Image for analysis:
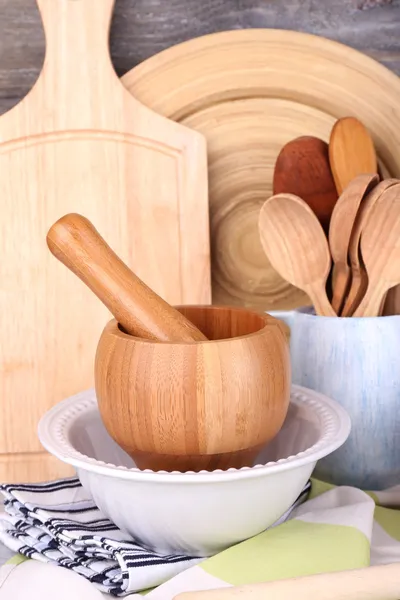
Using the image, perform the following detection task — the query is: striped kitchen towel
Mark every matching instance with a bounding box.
[0,477,311,597]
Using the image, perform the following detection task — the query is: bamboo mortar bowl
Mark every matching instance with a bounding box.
[94,305,291,472]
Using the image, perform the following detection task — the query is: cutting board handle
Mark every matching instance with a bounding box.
[34,0,119,115]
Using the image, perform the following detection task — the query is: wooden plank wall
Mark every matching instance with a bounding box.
[0,0,399,116]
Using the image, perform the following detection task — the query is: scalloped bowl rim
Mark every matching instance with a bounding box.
[38,384,351,483]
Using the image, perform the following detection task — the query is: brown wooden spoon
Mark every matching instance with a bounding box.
[328,173,379,314]
[259,193,336,316]
[329,116,378,195]
[353,185,400,317]
[47,213,207,342]
[341,179,399,316]
[273,136,338,232]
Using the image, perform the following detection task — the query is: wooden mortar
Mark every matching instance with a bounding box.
[95,305,291,472]
[47,214,291,472]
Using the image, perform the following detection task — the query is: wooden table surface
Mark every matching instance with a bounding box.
[0,0,399,116]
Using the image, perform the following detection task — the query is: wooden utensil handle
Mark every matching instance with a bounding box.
[174,563,400,600]
[331,262,351,315]
[305,281,337,317]
[46,214,208,342]
[353,279,388,318]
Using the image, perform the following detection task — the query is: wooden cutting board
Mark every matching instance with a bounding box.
[0,0,210,482]
[122,29,400,310]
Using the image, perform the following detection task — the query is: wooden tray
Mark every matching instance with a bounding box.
[122,29,400,310]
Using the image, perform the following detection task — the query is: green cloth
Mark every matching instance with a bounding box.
[137,479,400,599]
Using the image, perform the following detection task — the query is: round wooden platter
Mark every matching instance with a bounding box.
[122,29,400,311]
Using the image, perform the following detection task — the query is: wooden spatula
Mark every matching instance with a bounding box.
[0,0,210,466]
[273,136,338,232]
[329,116,378,195]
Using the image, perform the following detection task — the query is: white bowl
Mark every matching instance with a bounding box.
[38,385,350,556]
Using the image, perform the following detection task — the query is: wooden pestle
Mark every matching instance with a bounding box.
[46,213,208,342]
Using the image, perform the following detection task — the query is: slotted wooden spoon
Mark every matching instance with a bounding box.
[259,194,336,316]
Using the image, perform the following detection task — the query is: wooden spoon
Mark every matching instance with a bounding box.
[328,173,379,314]
[329,116,378,195]
[341,178,399,316]
[258,194,336,316]
[47,214,207,342]
[353,184,400,317]
[273,136,338,232]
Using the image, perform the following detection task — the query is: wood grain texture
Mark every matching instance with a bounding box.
[0,0,210,484]
[1,0,400,117]
[329,174,379,314]
[0,452,74,483]
[123,27,400,313]
[47,214,207,343]
[1,0,400,482]
[95,306,291,472]
[258,194,335,317]
[341,178,399,316]
[182,99,316,312]
[354,184,400,316]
